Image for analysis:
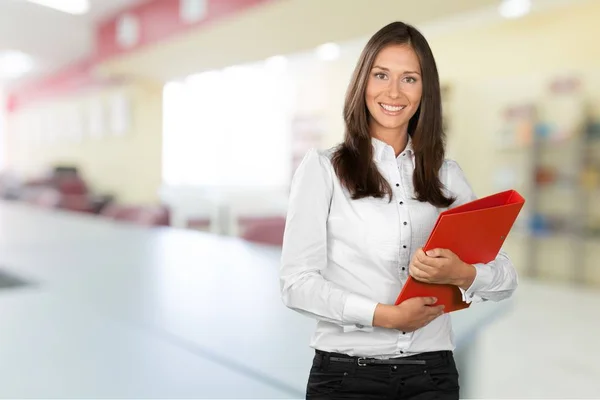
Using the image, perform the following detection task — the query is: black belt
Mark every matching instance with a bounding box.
[316,349,450,367]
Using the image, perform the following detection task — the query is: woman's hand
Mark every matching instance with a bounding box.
[373,297,444,332]
[409,248,476,290]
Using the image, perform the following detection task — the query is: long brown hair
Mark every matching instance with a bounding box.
[331,21,455,208]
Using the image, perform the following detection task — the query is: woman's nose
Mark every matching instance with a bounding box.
[388,80,401,98]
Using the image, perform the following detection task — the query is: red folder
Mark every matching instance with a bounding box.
[394,189,525,313]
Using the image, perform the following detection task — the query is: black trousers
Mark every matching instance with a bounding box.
[306,350,459,399]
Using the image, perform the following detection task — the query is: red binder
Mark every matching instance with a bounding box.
[394,189,525,313]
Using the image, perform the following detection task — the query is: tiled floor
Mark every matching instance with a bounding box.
[466,279,600,398]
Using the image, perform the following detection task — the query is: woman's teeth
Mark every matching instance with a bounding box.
[380,103,406,112]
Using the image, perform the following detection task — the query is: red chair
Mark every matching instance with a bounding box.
[60,195,96,213]
[186,218,212,231]
[29,188,61,208]
[239,216,286,246]
[137,206,170,227]
[101,204,170,227]
[101,204,141,222]
[56,177,88,195]
[52,176,95,213]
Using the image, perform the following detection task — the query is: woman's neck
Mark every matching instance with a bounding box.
[371,130,409,157]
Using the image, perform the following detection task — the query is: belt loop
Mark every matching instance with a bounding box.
[442,350,450,364]
[321,352,330,371]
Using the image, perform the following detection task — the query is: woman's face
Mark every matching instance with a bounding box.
[365,44,423,137]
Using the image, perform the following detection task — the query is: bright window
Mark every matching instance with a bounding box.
[162,61,293,187]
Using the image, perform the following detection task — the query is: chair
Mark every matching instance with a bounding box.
[101,204,170,227]
[239,215,286,246]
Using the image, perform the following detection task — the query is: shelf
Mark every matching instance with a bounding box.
[514,231,599,241]
[534,183,581,190]
[495,92,599,285]
[496,134,600,153]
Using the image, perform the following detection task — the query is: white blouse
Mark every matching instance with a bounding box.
[280,137,518,358]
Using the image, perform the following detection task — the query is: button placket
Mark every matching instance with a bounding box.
[397,157,412,278]
[394,154,412,280]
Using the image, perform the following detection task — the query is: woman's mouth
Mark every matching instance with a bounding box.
[379,103,407,115]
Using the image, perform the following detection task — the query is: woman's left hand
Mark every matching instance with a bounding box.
[408,248,475,289]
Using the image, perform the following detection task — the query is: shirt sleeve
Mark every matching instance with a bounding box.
[279,149,378,329]
[445,160,519,304]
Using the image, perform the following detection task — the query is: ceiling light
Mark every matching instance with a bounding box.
[316,42,341,61]
[498,0,531,19]
[0,50,34,81]
[26,0,90,15]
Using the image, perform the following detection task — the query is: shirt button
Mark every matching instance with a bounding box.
[402,267,406,271]
[396,183,400,187]
[392,366,398,371]
[403,245,407,249]
[402,331,406,335]
[400,350,404,354]
[356,324,364,329]
[399,201,404,205]
[403,222,407,225]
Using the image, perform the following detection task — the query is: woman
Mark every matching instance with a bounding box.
[280,21,518,399]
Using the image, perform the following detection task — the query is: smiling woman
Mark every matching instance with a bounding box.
[331,21,451,208]
[280,21,518,400]
[366,45,423,148]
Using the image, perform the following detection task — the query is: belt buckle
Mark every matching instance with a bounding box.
[357,357,367,367]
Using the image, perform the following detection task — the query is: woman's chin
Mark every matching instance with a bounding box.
[374,118,408,132]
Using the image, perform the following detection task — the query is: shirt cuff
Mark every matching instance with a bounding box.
[342,293,378,330]
[461,263,494,304]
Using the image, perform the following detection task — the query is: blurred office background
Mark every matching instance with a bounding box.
[0,0,599,398]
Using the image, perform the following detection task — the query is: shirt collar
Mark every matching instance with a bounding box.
[371,136,414,162]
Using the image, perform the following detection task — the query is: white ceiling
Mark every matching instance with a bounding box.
[1,0,593,92]
[98,0,593,83]
[0,0,149,88]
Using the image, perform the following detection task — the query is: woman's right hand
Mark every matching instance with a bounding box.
[372,297,445,332]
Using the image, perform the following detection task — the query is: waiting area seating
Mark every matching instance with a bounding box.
[0,165,287,246]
